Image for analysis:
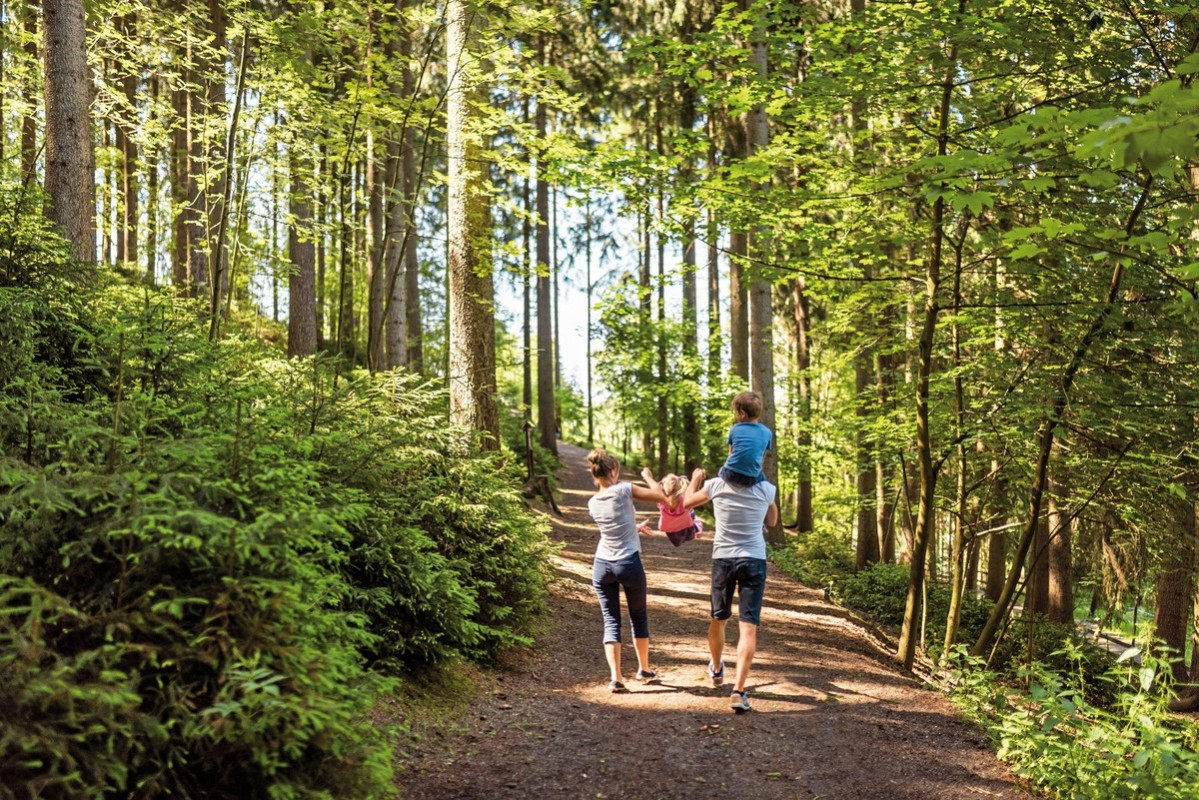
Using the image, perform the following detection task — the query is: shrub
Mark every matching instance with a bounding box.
[770,526,855,588]
[951,647,1199,799]
[0,188,554,797]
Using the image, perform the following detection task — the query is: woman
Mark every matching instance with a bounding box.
[585,448,665,692]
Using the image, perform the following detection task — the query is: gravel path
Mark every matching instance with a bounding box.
[394,443,1037,800]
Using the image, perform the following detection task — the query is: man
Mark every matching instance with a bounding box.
[684,466,779,713]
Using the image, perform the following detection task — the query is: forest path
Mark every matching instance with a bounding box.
[394,443,1037,800]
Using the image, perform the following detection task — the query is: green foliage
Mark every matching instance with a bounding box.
[951,647,1199,799]
[812,562,992,659]
[770,527,855,589]
[988,619,1119,706]
[0,190,552,798]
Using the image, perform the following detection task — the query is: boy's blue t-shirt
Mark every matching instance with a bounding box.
[724,421,772,478]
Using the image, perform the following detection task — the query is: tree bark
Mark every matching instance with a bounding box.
[680,91,702,475]
[744,0,781,544]
[42,0,94,261]
[447,0,499,448]
[1046,459,1074,623]
[287,146,317,357]
[535,87,556,454]
[21,6,39,181]
[794,278,814,533]
[115,15,138,267]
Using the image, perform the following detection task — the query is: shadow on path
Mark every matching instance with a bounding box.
[394,443,1037,800]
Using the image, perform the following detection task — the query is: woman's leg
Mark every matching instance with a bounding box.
[618,554,651,672]
[603,641,622,683]
[592,558,623,682]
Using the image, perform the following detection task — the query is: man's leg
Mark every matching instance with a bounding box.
[709,559,736,683]
[708,618,728,674]
[732,621,758,693]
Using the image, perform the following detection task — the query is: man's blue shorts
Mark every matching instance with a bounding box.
[710,557,767,626]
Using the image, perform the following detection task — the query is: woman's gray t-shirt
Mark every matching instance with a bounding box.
[703,477,776,560]
[587,481,641,561]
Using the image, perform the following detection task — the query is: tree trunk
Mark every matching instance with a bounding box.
[115,15,138,267]
[42,0,94,261]
[855,347,878,569]
[145,74,159,284]
[680,92,702,475]
[367,131,385,369]
[726,116,749,383]
[447,0,499,447]
[656,174,668,477]
[1046,459,1074,623]
[898,4,964,669]
[794,278,814,533]
[877,349,897,559]
[522,159,532,415]
[707,134,722,402]
[535,87,556,454]
[287,146,317,357]
[171,81,188,288]
[21,6,39,181]
[1157,416,1196,684]
[744,0,781,544]
[585,197,594,444]
[402,121,422,372]
[201,0,226,300]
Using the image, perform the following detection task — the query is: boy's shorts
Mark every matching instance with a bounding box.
[710,557,767,626]
[719,466,764,488]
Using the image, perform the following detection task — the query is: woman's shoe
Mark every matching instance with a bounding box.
[608,680,627,693]
[635,669,658,682]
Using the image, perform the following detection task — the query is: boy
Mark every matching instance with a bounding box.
[719,390,772,488]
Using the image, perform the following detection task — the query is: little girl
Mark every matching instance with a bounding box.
[640,469,703,546]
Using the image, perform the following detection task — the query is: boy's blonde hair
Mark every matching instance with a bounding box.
[660,474,687,503]
[732,390,763,421]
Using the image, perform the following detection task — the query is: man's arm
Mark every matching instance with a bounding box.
[683,467,709,510]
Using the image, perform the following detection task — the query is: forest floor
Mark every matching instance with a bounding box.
[393,443,1038,800]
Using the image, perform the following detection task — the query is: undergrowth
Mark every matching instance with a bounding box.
[0,189,553,799]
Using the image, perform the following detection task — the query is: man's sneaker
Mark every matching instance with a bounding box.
[707,661,725,686]
[635,669,657,682]
[730,689,751,713]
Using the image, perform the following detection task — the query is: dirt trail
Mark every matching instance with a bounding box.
[395,443,1036,799]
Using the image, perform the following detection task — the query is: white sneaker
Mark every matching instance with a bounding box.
[730,689,751,713]
[707,661,724,686]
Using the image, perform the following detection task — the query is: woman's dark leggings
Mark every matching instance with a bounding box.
[592,552,649,644]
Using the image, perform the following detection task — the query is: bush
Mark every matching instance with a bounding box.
[0,188,553,797]
[829,562,911,623]
[823,562,994,660]
[770,527,855,588]
[951,647,1199,799]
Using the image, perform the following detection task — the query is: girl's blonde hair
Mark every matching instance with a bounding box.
[660,474,687,503]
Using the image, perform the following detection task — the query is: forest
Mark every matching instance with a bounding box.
[3,0,1199,797]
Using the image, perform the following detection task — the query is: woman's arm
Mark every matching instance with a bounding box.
[630,483,666,504]
[766,501,779,528]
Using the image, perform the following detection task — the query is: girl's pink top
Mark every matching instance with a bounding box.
[657,501,697,533]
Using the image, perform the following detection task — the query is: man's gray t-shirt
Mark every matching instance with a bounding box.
[587,481,641,561]
[703,477,776,560]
